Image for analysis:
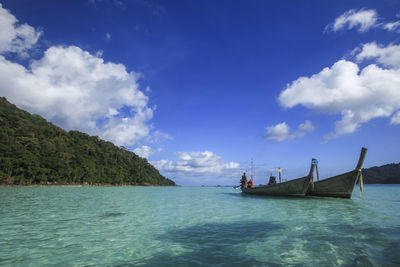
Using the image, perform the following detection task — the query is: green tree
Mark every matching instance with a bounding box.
[0,97,176,186]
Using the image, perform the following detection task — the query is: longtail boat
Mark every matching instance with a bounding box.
[241,160,315,197]
[306,147,367,199]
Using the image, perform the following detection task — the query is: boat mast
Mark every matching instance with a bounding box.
[251,157,253,180]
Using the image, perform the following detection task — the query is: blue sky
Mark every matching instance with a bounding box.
[1,0,400,185]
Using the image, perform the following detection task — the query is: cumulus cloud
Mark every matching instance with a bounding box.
[265,123,290,142]
[265,120,315,142]
[355,42,400,68]
[279,43,400,139]
[133,145,155,158]
[151,151,240,175]
[297,120,315,135]
[0,46,154,146]
[0,4,41,56]
[327,9,378,33]
[0,6,157,147]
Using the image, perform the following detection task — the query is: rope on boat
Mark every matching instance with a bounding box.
[357,169,363,196]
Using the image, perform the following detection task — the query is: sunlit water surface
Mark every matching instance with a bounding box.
[0,185,399,266]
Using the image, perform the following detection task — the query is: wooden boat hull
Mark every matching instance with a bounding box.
[242,175,311,197]
[306,147,367,199]
[306,170,359,199]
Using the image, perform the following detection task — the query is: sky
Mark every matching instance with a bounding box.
[1,0,400,186]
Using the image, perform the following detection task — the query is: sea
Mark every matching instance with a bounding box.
[0,185,399,266]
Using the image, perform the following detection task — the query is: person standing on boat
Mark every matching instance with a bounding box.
[247,178,254,188]
[240,172,247,189]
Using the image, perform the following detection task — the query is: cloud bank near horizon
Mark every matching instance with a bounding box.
[151,151,240,176]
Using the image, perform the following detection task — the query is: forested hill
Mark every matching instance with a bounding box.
[363,163,400,184]
[0,97,175,186]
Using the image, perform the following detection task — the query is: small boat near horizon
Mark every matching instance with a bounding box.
[306,147,367,199]
[241,160,316,197]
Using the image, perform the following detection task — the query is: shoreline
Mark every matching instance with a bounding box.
[0,183,177,187]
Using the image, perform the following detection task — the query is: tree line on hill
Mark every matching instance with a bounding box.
[363,163,400,184]
[0,97,175,186]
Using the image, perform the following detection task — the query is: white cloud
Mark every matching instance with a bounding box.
[151,151,240,175]
[391,111,400,124]
[95,50,104,57]
[0,4,41,56]
[355,42,400,68]
[0,6,159,147]
[225,161,240,169]
[383,21,400,32]
[0,46,154,146]
[297,120,315,136]
[327,9,400,34]
[133,145,155,158]
[265,122,290,142]
[279,44,400,138]
[265,120,315,142]
[327,9,378,33]
[151,159,174,172]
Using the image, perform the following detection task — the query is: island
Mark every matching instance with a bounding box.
[0,97,175,186]
[363,163,400,184]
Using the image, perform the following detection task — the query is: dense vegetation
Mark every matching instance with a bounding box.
[363,163,400,184]
[0,97,175,186]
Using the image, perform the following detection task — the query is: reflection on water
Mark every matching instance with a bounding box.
[0,185,399,266]
[134,221,283,266]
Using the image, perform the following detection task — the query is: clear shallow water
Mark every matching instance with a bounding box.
[0,185,399,266]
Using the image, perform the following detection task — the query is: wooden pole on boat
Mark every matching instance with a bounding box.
[309,159,317,190]
[355,147,368,170]
[355,147,367,196]
[251,157,253,180]
[310,159,317,178]
[278,168,282,183]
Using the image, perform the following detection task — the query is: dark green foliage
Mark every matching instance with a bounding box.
[363,163,400,184]
[0,97,175,186]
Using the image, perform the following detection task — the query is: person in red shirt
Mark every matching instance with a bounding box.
[247,178,254,188]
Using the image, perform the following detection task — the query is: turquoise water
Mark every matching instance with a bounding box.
[0,185,399,266]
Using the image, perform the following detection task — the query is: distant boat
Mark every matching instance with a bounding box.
[241,160,315,197]
[306,147,367,199]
